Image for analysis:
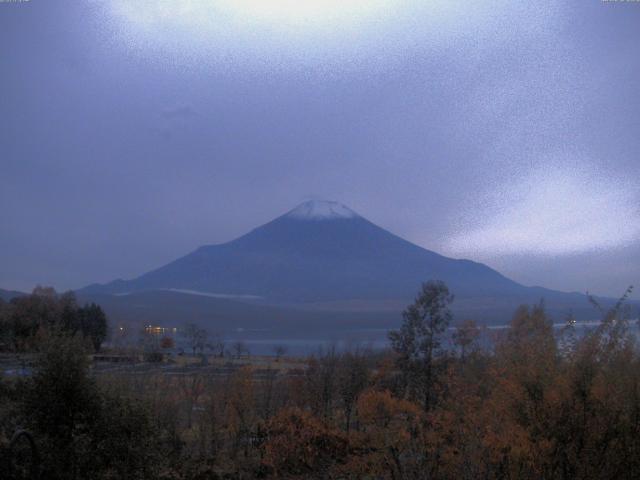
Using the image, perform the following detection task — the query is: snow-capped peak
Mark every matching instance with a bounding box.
[286,200,358,220]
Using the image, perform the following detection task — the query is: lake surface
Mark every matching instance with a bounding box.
[222,319,640,356]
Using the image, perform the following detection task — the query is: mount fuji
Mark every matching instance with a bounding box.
[82,200,525,301]
[79,200,602,327]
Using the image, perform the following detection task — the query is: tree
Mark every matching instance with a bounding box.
[350,389,424,478]
[546,287,640,478]
[8,287,59,350]
[273,345,287,361]
[182,323,208,356]
[452,319,481,361]
[20,332,170,479]
[261,408,347,477]
[388,280,454,411]
[0,298,12,350]
[59,291,80,334]
[89,392,167,479]
[337,350,369,431]
[486,303,559,477]
[209,332,225,357]
[78,303,108,352]
[23,333,101,477]
[0,289,109,353]
[178,374,204,429]
[305,348,338,420]
[225,366,256,459]
[232,340,249,359]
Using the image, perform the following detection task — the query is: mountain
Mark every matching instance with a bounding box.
[82,200,528,302]
[78,200,616,328]
[0,288,26,302]
[75,289,399,335]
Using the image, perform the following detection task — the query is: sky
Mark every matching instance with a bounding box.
[1,0,639,298]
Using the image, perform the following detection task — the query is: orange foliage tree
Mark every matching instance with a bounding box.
[261,408,347,477]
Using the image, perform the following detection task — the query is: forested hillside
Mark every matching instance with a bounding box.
[1,283,639,479]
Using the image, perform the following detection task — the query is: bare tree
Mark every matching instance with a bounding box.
[273,344,287,361]
[182,323,208,356]
[209,332,226,358]
[452,319,481,361]
[305,346,339,420]
[232,340,249,359]
[337,349,369,431]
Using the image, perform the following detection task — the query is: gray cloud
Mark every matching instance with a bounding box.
[0,0,638,299]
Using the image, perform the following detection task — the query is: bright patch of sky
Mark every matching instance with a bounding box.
[98,0,561,71]
[446,163,640,256]
[108,0,395,30]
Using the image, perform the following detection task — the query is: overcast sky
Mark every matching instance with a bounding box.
[1,0,639,298]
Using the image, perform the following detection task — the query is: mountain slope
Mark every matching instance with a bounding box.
[82,200,526,302]
[75,289,399,334]
[0,288,27,302]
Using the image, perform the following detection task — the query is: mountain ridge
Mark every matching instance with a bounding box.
[77,200,636,328]
[0,288,27,302]
[81,200,526,302]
